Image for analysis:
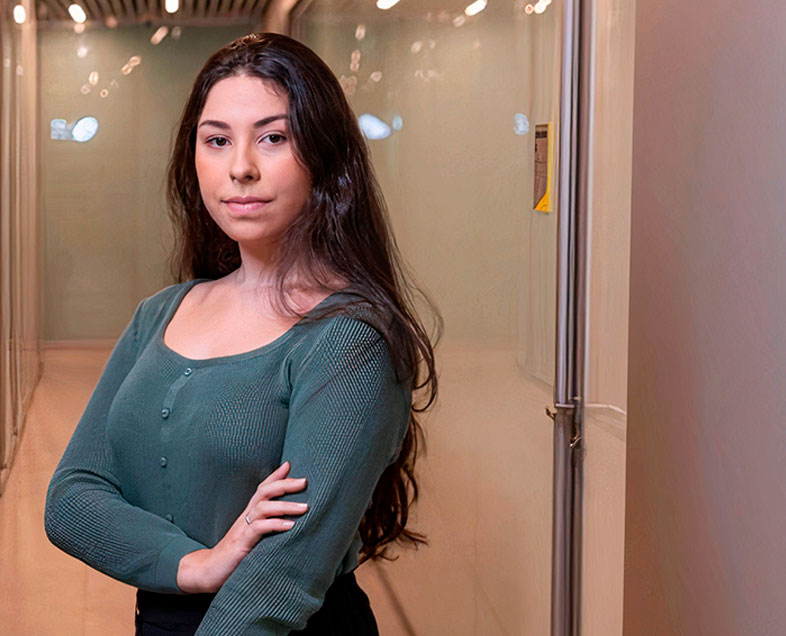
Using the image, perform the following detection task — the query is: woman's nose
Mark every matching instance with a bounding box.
[229,144,260,183]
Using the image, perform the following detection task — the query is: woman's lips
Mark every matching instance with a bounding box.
[223,200,270,213]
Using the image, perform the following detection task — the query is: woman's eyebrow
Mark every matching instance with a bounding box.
[197,114,287,130]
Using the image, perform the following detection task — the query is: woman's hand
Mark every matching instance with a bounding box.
[176,461,308,593]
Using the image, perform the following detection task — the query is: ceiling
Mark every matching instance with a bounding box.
[34,0,273,26]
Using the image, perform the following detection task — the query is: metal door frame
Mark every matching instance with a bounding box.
[551,0,593,635]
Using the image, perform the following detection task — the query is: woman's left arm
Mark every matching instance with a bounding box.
[194,316,412,636]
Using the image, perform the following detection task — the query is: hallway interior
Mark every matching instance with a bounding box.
[0,346,412,635]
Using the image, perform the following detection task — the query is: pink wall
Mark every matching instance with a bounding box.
[624,2,786,634]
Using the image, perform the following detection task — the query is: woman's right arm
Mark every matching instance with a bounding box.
[44,298,208,595]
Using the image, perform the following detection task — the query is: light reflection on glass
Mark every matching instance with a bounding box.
[67,4,86,23]
[465,0,487,16]
[72,116,99,142]
[50,119,68,140]
[514,113,530,135]
[150,26,168,45]
[358,114,391,140]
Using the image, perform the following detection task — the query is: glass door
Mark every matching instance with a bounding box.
[294,2,565,633]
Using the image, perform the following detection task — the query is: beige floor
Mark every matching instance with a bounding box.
[0,347,412,635]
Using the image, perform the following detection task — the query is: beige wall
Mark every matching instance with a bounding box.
[39,24,252,341]
[301,3,563,634]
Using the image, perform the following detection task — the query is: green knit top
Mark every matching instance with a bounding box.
[44,278,412,635]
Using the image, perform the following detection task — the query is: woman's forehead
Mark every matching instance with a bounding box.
[200,76,289,123]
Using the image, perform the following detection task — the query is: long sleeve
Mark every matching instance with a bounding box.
[194,316,412,635]
[44,298,208,594]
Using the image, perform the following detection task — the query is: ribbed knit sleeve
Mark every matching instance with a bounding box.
[193,316,412,635]
[43,298,208,594]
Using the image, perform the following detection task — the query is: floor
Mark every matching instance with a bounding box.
[0,347,411,635]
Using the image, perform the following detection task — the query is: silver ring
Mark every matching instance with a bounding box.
[245,513,252,525]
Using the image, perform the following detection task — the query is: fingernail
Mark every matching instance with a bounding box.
[283,520,295,527]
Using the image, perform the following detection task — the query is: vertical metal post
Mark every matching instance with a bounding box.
[552,0,593,635]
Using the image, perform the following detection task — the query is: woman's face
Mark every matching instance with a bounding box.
[194,74,311,251]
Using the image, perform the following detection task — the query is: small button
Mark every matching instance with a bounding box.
[184,368,192,376]
[161,407,170,418]
[160,456,167,467]
[165,514,173,522]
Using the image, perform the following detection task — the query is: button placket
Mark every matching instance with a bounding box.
[158,367,195,526]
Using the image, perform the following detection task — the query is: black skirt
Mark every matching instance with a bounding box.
[134,570,379,635]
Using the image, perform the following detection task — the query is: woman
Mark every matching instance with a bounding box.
[44,32,441,635]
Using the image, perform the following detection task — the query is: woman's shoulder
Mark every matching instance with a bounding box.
[288,291,395,372]
[132,279,206,339]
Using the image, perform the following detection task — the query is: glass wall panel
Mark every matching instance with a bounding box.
[295,2,563,633]
[0,0,42,496]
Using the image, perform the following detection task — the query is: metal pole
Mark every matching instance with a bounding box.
[552,0,593,634]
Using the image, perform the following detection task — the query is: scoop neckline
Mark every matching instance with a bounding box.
[154,277,348,367]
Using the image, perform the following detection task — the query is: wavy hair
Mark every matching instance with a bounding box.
[165,32,443,564]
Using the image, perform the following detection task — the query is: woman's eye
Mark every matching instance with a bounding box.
[205,133,286,148]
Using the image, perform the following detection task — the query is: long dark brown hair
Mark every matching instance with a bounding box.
[165,32,442,564]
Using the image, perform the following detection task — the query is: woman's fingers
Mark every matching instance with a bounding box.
[243,502,308,537]
[236,462,309,539]
[252,500,309,518]
[249,476,307,508]
[258,461,291,486]
[249,518,296,534]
